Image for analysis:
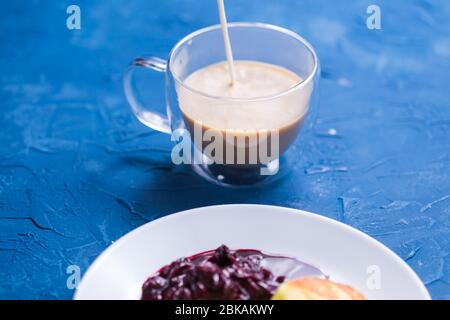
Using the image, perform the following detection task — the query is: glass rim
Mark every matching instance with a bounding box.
[168,22,319,102]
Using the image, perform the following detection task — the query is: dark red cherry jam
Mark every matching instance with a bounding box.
[141,245,324,300]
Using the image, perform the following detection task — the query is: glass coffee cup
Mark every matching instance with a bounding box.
[124,22,320,187]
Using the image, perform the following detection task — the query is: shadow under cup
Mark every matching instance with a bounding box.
[125,23,320,187]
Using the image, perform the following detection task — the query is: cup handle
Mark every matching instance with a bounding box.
[123,56,171,134]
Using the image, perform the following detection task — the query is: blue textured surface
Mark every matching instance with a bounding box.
[1,0,450,299]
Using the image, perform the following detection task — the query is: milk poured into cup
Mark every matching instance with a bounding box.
[123,0,319,185]
[176,2,312,166]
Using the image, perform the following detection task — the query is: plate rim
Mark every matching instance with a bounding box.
[74,204,431,300]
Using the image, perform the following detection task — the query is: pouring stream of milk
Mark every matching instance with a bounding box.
[217,0,236,86]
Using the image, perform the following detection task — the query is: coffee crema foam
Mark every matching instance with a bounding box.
[185,60,301,99]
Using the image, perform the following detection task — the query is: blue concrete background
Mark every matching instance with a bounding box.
[1,0,450,299]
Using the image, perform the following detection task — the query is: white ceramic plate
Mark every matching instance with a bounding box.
[74,204,430,300]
